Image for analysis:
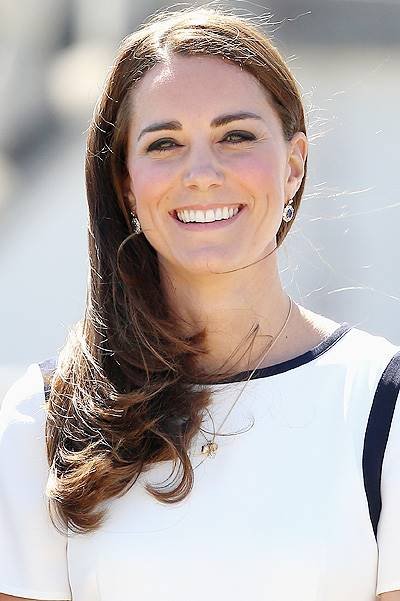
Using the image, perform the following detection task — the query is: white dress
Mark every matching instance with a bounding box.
[1,323,400,601]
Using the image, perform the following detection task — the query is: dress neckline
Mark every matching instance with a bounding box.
[209,322,353,384]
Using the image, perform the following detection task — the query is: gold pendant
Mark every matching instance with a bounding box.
[201,441,218,457]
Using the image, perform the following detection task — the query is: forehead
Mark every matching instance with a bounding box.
[129,54,278,129]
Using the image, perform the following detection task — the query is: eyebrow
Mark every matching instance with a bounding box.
[137,111,263,142]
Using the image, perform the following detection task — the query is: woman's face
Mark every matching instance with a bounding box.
[123,54,307,278]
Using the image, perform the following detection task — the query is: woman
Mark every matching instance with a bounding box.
[0,5,399,601]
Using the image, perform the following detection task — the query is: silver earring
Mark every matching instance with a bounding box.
[131,211,142,234]
[282,197,294,223]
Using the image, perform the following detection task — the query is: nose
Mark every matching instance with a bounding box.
[182,148,224,192]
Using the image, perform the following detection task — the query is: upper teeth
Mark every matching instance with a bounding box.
[176,206,240,223]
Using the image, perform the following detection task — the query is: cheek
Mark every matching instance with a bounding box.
[129,161,173,213]
[231,151,284,198]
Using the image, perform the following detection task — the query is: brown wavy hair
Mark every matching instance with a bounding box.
[44,4,308,535]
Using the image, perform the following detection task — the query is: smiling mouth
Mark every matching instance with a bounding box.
[171,204,245,224]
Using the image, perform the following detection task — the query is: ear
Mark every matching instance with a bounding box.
[284,132,308,200]
[122,169,135,211]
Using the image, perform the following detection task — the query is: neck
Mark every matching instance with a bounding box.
[159,252,302,376]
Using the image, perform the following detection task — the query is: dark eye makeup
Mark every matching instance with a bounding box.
[146,131,257,153]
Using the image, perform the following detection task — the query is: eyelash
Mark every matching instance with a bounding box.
[146,131,256,153]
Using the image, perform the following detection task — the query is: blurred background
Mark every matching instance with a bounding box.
[1,0,400,397]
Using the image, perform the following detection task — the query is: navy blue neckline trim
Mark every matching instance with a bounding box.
[210,322,353,384]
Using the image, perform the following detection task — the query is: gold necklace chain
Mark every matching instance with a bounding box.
[198,296,293,459]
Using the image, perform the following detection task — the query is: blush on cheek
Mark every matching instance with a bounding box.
[233,156,281,198]
[129,162,172,210]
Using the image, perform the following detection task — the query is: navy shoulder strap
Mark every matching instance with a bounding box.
[362,349,400,538]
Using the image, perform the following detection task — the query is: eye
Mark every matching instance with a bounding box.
[146,138,180,153]
[222,131,257,144]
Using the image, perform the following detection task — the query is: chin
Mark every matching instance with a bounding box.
[180,252,245,276]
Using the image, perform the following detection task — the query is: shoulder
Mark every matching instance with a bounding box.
[1,362,46,424]
[293,305,399,370]
[340,325,400,366]
[302,305,400,363]
[0,362,49,471]
[0,360,55,525]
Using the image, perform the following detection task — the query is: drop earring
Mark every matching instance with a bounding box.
[131,211,142,234]
[282,197,294,223]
